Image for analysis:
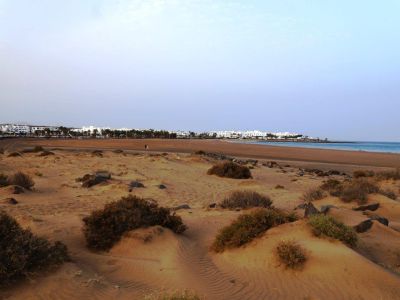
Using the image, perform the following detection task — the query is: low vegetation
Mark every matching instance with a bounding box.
[319,178,380,204]
[220,190,272,209]
[38,150,55,157]
[275,240,307,269]
[376,169,400,181]
[83,195,187,251]
[211,208,297,252]
[353,170,375,178]
[0,173,8,187]
[352,169,400,181]
[0,211,69,285]
[308,214,358,247]
[207,161,252,179]
[146,290,202,300]
[320,179,342,195]
[7,152,22,157]
[340,179,379,204]
[378,188,397,200]
[302,187,325,202]
[22,145,44,153]
[7,172,35,190]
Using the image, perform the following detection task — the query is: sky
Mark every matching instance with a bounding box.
[0,0,399,141]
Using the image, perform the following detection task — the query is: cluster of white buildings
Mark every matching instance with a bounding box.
[0,124,60,134]
[207,130,304,140]
[0,123,314,140]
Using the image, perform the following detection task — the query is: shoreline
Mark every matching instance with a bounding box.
[3,138,400,168]
[228,140,400,154]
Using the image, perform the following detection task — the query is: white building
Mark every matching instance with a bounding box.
[0,124,30,134]
[30,125,59,133]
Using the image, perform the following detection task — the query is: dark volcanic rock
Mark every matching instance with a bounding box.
[370,215,389,226]
[4,197,18,205]
[3,185,25,194]
[304,202,320,217]
[158,184,167,189]
[95,171,111,180]
[81,173,109,188]
[320,205,338,214]
[354,219,373,233]
[353,203,380,212]
[130,181,145,188]
[173,204,191,210]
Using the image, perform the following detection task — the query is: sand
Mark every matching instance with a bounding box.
[0,139,400,299]
[4,138,400,168]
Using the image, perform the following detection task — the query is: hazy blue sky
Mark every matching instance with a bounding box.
[1,0,399,141]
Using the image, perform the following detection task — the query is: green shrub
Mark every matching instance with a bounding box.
[275,240,307,269]
[220,191,272,209]
[207,162,252,179]
[0,211,69,285]
[8,172,35,190]
[83,195,187,251]
[211,208,297,252]
[308,214,357,247]
[302,188,325,202]
[340,178,379,204]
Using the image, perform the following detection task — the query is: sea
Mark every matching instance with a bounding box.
[236,141,400,154]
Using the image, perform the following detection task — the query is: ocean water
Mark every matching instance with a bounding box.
[238,141,400,154]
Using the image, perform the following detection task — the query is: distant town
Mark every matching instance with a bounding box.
[0,123,326,142]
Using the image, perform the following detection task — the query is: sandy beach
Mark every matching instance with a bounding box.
[1,139,400,299]
[3,138,400,168]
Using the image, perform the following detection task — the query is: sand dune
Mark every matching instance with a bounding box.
[1,142,400,299]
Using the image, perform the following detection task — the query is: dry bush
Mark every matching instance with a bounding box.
[340,178,379,204]
[275,240,307,269]
[220,191,272,209]
[376,169,400,181]
[91,150,103,157]
[378,188,397,200]
[320,179,342,193]
[207,161,252,179]
[7,152,22,157]
[147,290,202,300]
[7,172,35,190]
[83,195,187,251]
[211,208,297,252]
[308,214,357,247]
[0,211,69,285]
[275,185,285,189]
[21,146,44,153]
[194,150,206,155]
[302,188,325,202]
[0,173,8,187]
[38,150,54,157]
[353,170,375,178]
